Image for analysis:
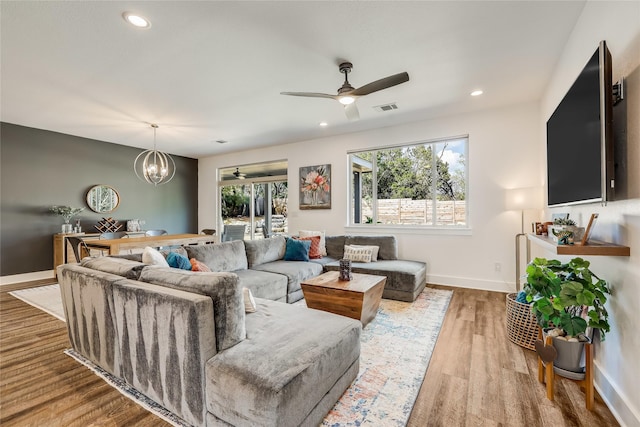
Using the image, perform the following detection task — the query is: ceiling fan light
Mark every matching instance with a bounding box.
[338,96,355,105]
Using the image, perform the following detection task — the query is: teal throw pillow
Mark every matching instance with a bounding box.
[284,238,311,262]
[167,251,192,270]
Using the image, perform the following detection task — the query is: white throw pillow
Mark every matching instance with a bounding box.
[299,230,327,256]
[343,245,373,263]
[348,244,380,261]
[142,246,169,267]
[243,287,257,313]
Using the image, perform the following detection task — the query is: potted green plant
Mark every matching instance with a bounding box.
[50,205,84,233]
[524,257,610,374]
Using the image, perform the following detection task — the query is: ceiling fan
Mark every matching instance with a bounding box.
[280,62,409,121]
[233,168,246,179]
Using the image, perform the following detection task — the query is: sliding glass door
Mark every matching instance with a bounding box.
[219,161,288,241]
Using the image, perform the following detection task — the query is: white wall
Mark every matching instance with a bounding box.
[200,101,541,293]
[538,2,640,426]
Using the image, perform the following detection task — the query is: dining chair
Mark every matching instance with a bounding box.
[99,231,129,255]
[100,231,129,240]
[221,224,246,242]
[66,236,91,263]
[145,229,168,237]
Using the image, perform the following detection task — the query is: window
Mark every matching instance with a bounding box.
[350,136,468,228]
[218,161,288,240]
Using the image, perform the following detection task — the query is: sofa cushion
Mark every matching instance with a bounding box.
[325,235,346,259]
[345,235,398,260]
[80,256,147,280]
[166,251,191,270]
[284,238,311,261]
[251,260,323,300]
[233,269,288,302]
[243,236,286,267]
[205,299,361,427]
[348,244,380,261]
[185,240,248,272]
[294,235,322,259]
[190,258,211,272]
[138,267,245,352]
[343,245,373,263]
[142,246,170,267]
[308,256,339,267]
[298,230,327,256]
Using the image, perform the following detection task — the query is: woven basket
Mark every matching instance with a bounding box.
[506,293,539,350]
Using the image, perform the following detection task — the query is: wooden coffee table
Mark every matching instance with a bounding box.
[301,271,386,326]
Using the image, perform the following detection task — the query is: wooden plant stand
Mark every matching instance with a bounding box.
[537,330,594,410]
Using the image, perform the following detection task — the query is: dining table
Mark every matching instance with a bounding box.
[83,233,217,256]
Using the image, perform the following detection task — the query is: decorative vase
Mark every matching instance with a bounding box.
[339,258,352,281]
[61,222,73,234]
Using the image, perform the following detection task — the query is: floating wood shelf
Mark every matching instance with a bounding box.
[527,234,630,257]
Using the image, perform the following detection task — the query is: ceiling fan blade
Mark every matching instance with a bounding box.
[344,103,360,121]
[280,92,337,100]
[350,72,409,96]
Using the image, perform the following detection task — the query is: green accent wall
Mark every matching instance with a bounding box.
[0,122,198,276]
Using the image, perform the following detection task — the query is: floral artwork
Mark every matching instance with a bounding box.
[300,164,331,209]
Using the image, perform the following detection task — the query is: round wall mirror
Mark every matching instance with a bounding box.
[86,185,120,213]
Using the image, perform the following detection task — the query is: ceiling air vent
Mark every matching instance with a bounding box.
[373,103,398,112]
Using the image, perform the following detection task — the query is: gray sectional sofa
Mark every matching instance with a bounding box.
[58,256,361,427]
[182,234,426,303]
[58,234,426,426]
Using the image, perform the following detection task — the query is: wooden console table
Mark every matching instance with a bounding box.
[83,233,216,256]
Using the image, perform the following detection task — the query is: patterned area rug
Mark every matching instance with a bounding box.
[18,284,451,426]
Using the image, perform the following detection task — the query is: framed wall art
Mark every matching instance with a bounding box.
[300,164,331,209]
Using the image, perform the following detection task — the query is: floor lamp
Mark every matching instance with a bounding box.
[505,187,542,291]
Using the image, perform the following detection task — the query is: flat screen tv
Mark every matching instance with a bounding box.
[546,40,614,206]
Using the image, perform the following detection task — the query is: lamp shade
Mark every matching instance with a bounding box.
[505,187,543,211]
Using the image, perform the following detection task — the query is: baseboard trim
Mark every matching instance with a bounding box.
[0,270,55,286]
[426,274,511,293]
[594,360,640,427]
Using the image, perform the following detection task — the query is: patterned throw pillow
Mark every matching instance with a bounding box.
[284,238,311,261]
[343,245,373,263]
[190,258,212,272]
[348,244,380,261]
[167,251,192,270]
[294,235,322,259]
[142,246,169,267]
[299,230,327,256]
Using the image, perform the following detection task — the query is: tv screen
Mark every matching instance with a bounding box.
[546,41,613,206]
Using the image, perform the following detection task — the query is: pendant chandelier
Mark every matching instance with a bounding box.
[134,124,176,186]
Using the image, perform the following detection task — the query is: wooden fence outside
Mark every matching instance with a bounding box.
[361,199,466,225]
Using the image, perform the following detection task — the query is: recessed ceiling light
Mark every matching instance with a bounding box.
[470,90,483,97]
[319,122,328,127]
[215,140,228,144]
[123,12,151,28]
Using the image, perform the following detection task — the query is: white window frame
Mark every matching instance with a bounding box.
[347,135,470,234]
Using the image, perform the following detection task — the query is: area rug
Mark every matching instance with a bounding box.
[24,283,451,426]
[8,284,65,321]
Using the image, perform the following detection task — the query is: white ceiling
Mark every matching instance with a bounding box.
[1,1,585,159]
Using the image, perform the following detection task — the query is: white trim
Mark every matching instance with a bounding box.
[345,225,472,236]
[593,360,640,427]
[426,274,512,293]
[0,270,55,286]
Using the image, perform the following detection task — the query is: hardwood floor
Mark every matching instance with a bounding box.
[0,281,618,426]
